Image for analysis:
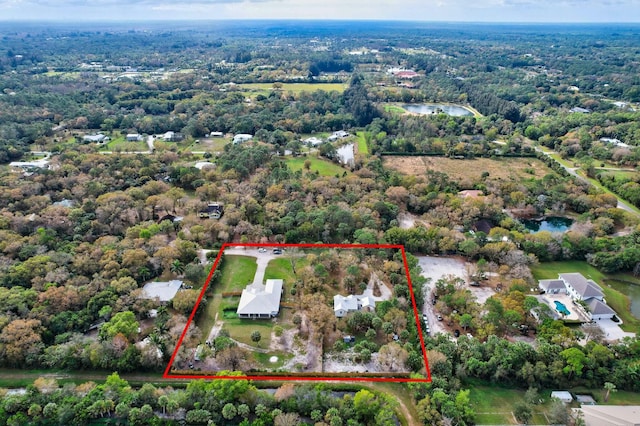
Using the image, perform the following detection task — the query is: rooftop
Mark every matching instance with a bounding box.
[237,279,283,316]
[560,273,604,299]
[141,280,183,302]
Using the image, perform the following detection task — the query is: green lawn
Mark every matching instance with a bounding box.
[599,170,638,180]
[286,156,350,177]
[239,82,346,94]
[100,136,148,152]
[384,104,407,115]
[264,257,298,282]
[468,384,555,425]
[214,255,258,293]
[222,318,274,348]
[197,294,222,343]
[531,261,640,333]
[356,131,370,155]
[531,260,605,282]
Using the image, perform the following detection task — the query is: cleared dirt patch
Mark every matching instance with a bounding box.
[384,156,553,181]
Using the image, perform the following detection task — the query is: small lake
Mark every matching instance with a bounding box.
[605,279,640,320]
[402,103,474,117]
[336,143,354,165]
[522,217,573,233]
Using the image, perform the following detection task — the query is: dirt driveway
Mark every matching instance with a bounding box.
[416,256,472,335]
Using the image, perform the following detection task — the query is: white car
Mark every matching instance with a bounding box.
[258,248,267,253]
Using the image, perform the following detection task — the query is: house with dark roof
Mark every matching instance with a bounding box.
[539,279,567,294]
[198,202,223,219]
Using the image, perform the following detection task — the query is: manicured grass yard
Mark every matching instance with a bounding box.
[213,255,258,292]
[264,257,308,305]
[223,318,274,348]
[286,156,350,177]
[355,131,370,155]
[531,261,640,333]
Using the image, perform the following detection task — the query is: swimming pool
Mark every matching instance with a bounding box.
[554,301,570,316]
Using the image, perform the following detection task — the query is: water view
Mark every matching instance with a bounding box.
[606,279,640,320]
[336,143,355,165]
[402,103,474,117]
[522,217,574,233]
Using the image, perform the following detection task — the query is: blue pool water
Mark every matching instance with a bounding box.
[554,301,570,316]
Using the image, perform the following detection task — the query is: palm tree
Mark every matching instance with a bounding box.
[604,382,617,402]
[170,259,185,275]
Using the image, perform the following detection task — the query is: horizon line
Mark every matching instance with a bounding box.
[1,18,639,25]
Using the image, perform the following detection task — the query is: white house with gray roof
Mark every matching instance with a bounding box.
[333,294,375,318]
[560,273,604,302]
[539,273,616,320]
[236,279,283,319]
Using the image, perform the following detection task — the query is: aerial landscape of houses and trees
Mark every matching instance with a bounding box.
[0,8,640,426]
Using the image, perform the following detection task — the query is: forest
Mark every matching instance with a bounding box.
[0,20,639,425]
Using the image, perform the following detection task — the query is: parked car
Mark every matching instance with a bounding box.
[258,248,267,253]
[436,314,443,321]
[273,248,282,254]
[466,333,473,339]
[453,329,460,338]
[422,314,428,323]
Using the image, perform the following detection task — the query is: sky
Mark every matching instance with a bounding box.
[0,0,639,22]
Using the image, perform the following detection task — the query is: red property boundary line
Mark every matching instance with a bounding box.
[163,243,432,383]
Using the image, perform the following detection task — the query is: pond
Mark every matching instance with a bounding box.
[402,103,474,117]
[522,217,574,233]
[605,279,640,320]
[336,143,354,165]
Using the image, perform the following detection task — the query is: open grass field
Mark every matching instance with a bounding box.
[239,82,346,94]
[100,136,148,152]
[468,384,552,425]
[384,156,553,182]
[214,255,258,292]
[355,131,370,155]
[286,156,350,177]
[531,260,640,333]
[184,137,230,152]
[598,169,638,180]
[384,104,408,115]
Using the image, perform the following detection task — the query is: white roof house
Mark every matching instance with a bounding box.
[141,280,183,302]
[328,130,349,141]
[304,137,324,146]
[334,294,376,317]
[233,134,253,144]
[237,279,283,319]
[539,273,617,321]
[83,134,108,143]
[551,391,573,404]
[126,133,143,141]
[194,161,215,170]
